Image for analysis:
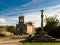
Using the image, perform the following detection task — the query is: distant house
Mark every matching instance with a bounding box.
[16,16,35,35]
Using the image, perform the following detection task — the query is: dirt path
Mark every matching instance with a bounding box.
[0,39,22,45]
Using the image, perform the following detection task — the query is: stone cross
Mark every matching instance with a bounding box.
[41,10,44,32]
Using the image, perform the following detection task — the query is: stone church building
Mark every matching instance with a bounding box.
[16,16,35,35]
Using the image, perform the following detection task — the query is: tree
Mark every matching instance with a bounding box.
[44,16,60,38]
[7,26,16,34]
[0,26,5,37]
[0,26,4,34]
[0,27,2,34]
[35,27,41,34]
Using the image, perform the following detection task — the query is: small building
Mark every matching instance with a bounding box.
[16,16,35,35]
[25,22,35,35]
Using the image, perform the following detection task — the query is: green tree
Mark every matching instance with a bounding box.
[44,16,60,38]
[0,28,2,34]
[35,27,41,34]
[7,26,16,34]
[0,26,3,34]
[0,26,5,37]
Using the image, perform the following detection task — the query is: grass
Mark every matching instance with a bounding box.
[23,42,60,45]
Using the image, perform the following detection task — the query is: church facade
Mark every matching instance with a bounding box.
[16,16,35,35]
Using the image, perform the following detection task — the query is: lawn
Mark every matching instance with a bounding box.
[23,42,60,45]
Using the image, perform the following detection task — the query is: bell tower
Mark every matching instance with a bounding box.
[19,16,24,24]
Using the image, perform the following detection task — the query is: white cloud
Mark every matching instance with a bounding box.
[21,0,36,7]
[22,5,60,27]
[43,5,60,20]
[1,4,60,27]
[0,18,6,23]
[23,11,45,27]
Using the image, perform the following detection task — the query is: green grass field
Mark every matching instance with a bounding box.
[23,42,60,45]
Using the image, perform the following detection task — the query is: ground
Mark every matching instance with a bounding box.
[0,39,22,45]
[0,37,60,45]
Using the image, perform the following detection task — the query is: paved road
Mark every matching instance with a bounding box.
[0,39,22,45]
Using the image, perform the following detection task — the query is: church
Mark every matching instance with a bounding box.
[16,16,35,35]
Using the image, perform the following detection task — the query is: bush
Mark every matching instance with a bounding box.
[0,34,5,37]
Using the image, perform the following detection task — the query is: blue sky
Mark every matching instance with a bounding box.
[0,0,60,27]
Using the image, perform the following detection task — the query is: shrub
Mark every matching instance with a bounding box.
[0,34,5,37]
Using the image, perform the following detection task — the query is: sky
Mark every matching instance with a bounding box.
[0,0,60,27]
